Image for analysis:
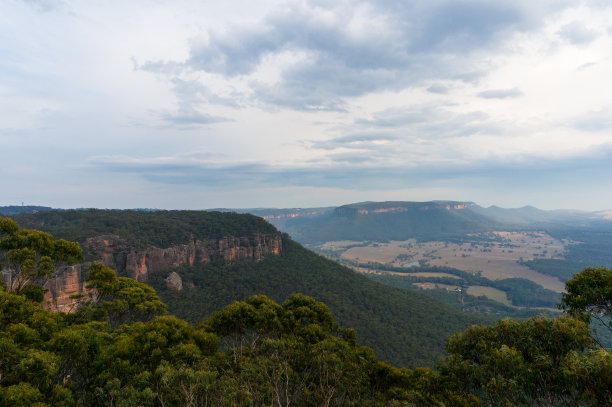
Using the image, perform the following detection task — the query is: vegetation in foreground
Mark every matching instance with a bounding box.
[148,236,485,368]
[10,209,487,368]
[1,217,611,406]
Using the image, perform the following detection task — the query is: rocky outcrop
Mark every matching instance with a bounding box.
[87,234,282,282]
[44,264,88,313]
[165,272,183,291]
[42,233,282,312]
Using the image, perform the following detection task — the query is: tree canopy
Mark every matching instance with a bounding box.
[1,218,611,406]
[0,216,82,300]
[561,267,612,332]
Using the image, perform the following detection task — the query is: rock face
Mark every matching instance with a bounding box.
[45,264,88,313]
[42,233,282,312]
[165,272,183,291]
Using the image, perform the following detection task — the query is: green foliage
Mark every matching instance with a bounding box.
[196,294,472,406]
[0,382,46,407]
[492,278,560,308]
[149,236,486,368]
[2,263,610,406]
[548,228,612,266]
[367,273,548,318]
[561,267,612,334]
[0,289,74,406]
[562,347,612,406]
[0,282,472,406]
[12,209,278,250]
[367,265,561,309]
[440,316,597,406]
[74,263,166,328]
[3,212,611,405]
[10,209,486,367]
[0,216,82,294]
[521,258,585,282]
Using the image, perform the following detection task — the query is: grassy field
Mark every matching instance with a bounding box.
[394,272,461,279]
[413,282,462,291]
[319,231,567,292]
[467,285,512,306]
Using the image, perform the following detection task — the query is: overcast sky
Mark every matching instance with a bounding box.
[2,0,612,210]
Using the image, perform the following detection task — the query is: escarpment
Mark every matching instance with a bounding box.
[43,233,282,312]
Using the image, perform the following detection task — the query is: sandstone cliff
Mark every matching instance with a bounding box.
[43,233,282,312]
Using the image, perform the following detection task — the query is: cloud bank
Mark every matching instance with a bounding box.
[2,0,612,210]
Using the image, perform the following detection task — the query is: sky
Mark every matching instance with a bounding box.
[2,0,612,211]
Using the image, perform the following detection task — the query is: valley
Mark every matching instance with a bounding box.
[5,208,486,367]
[4,201,612,364]
[257,201,612,315]
[315,230,569,293]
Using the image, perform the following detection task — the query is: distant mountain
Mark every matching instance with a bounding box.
[237,201,612,244]
[9,209,486,368]
[0,205,53,215]
[211,206,335,230]
[267,201,502,243]
[471,204,608,226]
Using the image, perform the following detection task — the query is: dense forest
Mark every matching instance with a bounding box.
[148,236,484,367]
[11,209,278,250]
[1,216,611,406]
[8,209,485,367]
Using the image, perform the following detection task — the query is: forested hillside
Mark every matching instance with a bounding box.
[148,235,486,367]
[12,209,278,250]
[1,216,609,406]
[10,209,485,367]
[278,201,500,243]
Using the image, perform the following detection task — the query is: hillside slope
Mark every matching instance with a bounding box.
[148,235,486,367]
[279,201,501,243]
[11,209,486,368]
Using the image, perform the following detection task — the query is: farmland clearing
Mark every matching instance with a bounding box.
[315,231,569,293]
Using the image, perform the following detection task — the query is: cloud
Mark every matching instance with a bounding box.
[21,0,65,12]
[576,61,597,71]
[354,105,495,137]
[558,22,598,45]
[427,84,449,94]
[404,1,529,52]
[88,144,612,191]
[308,133,396,150]
[572,108,612,132]
[141,0,550,111]
[169,78,242,108]
[477,88,523,99]
[158,109,230,126]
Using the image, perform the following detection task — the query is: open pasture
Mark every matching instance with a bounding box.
[331,231,567,292]
[466,285,512,306]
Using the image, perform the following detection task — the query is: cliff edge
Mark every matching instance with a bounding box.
[44,233,282,312]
